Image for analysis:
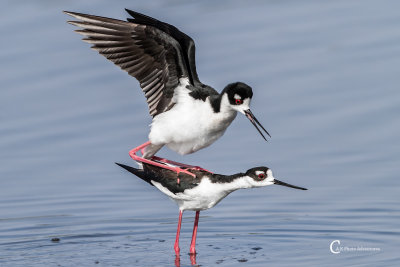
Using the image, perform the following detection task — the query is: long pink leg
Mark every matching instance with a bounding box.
[129,141,196,182]
[189,211,200,255]
[174,210,183,255]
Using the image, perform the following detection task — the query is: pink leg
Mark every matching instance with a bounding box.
[189,211,200,255]
[174,210,183,255]
[129,141,197,182]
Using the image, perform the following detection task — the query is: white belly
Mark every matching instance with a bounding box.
[175,192,229,211]
[152,177,239,211]
[148,80,237,155]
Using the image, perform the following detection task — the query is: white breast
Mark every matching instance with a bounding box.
[148,78,237,155]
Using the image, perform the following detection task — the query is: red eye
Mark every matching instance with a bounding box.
[235,99,242,105]
[258,173,265,179]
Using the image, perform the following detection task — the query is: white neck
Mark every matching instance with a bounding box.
[220,176,254,193]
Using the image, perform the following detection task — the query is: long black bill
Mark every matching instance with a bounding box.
[244,109,271,141]
[274,179,307,190]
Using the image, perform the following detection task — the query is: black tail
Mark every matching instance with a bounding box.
[116,162,199,194]
[115,163,153,186]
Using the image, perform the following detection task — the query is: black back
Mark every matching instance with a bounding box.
[116,163,247,194]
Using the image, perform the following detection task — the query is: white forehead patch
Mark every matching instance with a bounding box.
[255,171,265,176]
[233,94,241,100]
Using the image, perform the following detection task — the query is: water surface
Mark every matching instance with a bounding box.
[1,0,399,266]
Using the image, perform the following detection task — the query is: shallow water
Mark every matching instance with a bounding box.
[1,0,399,266]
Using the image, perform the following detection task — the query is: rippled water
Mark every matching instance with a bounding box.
[1,0,399,266]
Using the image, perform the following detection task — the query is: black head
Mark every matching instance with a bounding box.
[244,166,307,190]
[224,82,253,107]
[245,166,272,183]
[223,82,271,140]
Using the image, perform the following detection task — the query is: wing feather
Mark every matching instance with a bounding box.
[65,10,190,117]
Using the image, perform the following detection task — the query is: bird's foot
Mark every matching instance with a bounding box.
[151,156,210,175]
[188,166,213,173]
[172,166,196,183]
[152,156,213,173]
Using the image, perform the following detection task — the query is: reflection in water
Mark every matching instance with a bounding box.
[175,255,180,267]
[190,253,198,266]
[174,253,198,267]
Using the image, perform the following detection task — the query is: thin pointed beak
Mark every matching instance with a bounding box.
[273,179,307,190]
[244,109,271,141]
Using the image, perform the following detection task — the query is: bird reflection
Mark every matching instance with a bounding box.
[174,253,198,267]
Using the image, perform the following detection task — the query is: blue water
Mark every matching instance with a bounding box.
[1,0,399,266]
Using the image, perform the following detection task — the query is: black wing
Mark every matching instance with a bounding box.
[125,9,202,88]
[125,9,218,98]
[65,11,191,117]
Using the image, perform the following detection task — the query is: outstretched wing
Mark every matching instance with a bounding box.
[125,9,203,87]
[65,11,190,117]
[125,9,218,97]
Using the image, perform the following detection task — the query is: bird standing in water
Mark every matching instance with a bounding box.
[116,162,307,255]
[65,9,270,176]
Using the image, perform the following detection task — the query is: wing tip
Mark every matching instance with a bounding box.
[63,11,82,18]
[125,8,138,18]
[66,20,78,26]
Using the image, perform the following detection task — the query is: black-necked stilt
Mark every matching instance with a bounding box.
[65,10,270,177]
[116,162,307,255]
